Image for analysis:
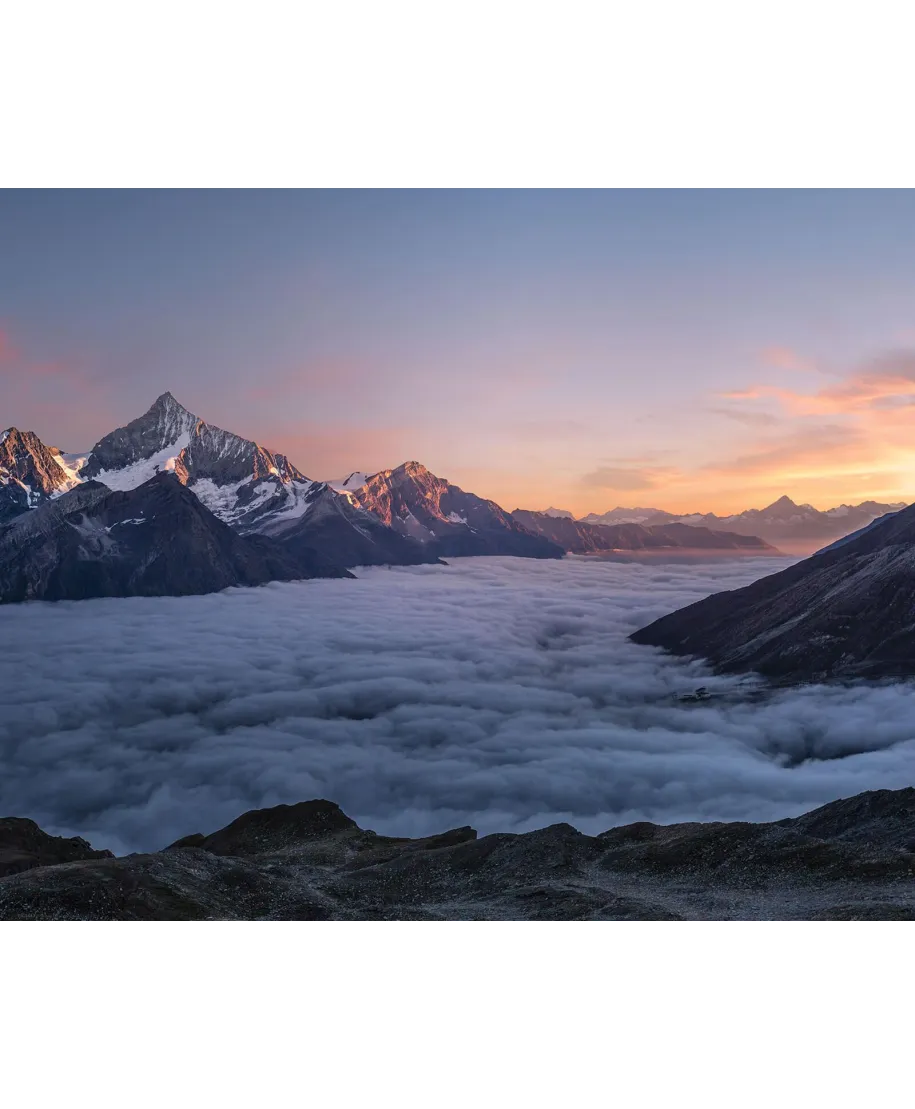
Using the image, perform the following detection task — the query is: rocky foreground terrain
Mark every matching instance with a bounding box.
[3,788,915,919]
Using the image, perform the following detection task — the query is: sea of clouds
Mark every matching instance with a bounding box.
[3,553,915,854]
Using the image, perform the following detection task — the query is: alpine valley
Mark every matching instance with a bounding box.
[0,391,797,604]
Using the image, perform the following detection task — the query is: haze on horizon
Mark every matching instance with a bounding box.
[3,189,915,517]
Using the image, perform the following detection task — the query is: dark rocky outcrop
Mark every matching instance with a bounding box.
[0,817,113,878]
[3,787,915,920]
[0,471,351,603]
[629,501,915,681]
[782,788,915,851]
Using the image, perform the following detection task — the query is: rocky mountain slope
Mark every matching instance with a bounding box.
[3,787,915,919]
[267,483,443,568]
[512,510,778,554]
[630,501,915,681]
[347,463,563,559]
[0,472,350,603]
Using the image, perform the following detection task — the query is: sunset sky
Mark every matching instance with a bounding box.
[3,188,915,515]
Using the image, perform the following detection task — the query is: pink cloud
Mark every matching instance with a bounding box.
[581,465,680,491]
[761,346,820,374]
[718,388,764,400]
[727,350,915,418]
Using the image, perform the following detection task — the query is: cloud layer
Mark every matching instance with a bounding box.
[3,555,915,855]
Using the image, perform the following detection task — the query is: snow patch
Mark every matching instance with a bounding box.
[106,518,147,531]
[90,434,191,491]
[191,477,254,519]
[246,479,318,531]
[330,472,369,493]
[52,452,89,495]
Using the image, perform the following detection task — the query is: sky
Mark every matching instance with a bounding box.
[3,188,915,515]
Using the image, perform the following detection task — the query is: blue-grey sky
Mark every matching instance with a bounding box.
[3,189,915,512]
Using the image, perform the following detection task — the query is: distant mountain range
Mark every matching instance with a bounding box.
[511,509,776,554]
[576,495,907,551]
[4,391,885,604]
[630,500,915,682]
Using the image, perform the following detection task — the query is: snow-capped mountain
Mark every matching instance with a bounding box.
[75,393,440,567]
[0,472,351,603]
[2,395,562,571]
[630,500,915,682]
[541,506,574,519]
[349,462,563,559]
[0,427,82,523]
[79,392,319,532]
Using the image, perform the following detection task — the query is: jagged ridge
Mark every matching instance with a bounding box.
[3,786,915,919]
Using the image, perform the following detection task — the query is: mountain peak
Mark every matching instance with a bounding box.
[0,425,75,517]
[149,391,194,417]
[0,426,37,444]
[768,495,798,509]
[388,460,436,485]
